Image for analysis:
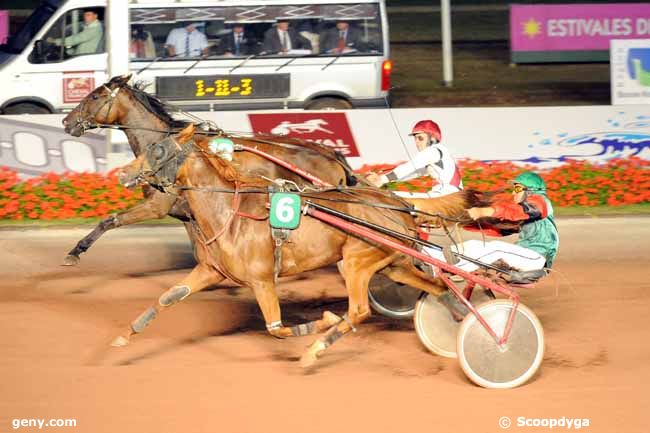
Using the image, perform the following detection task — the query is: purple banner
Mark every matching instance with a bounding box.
[511,4,650,52]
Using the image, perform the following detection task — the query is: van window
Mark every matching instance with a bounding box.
[3,0,62,55]
[29,7,105,64]
[130,4,383,60]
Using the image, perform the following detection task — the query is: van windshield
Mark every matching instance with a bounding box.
[130,3,383,60]
[1,0,63,54]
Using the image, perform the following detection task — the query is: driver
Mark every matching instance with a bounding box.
[426,171,559,283]
[48,9,104,56]
[367,120,463,198]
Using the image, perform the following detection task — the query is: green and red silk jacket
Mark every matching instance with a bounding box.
[470,194,559,268]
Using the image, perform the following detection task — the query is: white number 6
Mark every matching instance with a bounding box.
[276,196,295,222]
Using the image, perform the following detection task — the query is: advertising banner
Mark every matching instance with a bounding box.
[510,3,650,63]
[611,39,650,105]
[248,112,360,156]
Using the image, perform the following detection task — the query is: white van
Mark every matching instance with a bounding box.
[0,0,392,114]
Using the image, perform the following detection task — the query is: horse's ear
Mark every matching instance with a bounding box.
[177,123,195,143]
[108,74,132,88]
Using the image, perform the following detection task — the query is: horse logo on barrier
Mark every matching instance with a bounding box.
[248,113,360,156]
[270,119,334,135]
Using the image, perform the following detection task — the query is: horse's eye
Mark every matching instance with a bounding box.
[92,94,99,100]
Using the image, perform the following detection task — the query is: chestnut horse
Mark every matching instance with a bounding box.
[61,74,357,265]
[116,124,454,367]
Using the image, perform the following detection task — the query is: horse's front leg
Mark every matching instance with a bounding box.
[63,192,178,266]
[111,263,225,346]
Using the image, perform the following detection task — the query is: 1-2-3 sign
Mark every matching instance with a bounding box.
[156,74,290,100]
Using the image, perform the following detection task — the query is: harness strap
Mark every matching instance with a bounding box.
[237,145,333,188]
[271,228,292,282]
[204,181,242,245]
[236,210,268,220]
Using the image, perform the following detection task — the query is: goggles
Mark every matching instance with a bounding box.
[512,184,528,193]
[413,133,438,145]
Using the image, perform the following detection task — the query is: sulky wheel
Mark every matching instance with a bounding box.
[367,274,421,319]
[414,287,494,358]
[457,300,544,389]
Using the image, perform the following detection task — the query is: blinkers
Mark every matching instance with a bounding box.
[144,136,194,189]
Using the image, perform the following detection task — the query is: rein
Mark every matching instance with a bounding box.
[175,183,469,225]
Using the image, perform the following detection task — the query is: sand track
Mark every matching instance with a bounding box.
[1,218,648,433]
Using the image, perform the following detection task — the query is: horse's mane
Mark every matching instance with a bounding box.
[189,135,269,188]
[122,79,189,129]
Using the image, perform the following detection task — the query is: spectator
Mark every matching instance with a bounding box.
[130,25,156,59]
[220,24,257,56]
[261,19,311,55]
[320,20,362,54]
[47,9,103,56]
[165,22,208,57]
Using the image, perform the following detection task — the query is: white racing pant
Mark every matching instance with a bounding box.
[423,240,546,273]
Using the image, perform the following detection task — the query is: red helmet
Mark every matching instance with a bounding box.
[410,120,442,143]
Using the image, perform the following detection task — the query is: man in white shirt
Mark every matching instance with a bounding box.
[367,120,463,198]
[165,22,208,57]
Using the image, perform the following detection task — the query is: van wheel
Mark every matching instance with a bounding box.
[3,102,51,115]
[306,97,352,110]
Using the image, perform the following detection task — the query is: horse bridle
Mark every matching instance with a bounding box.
[70,84,122,134]
[127,136,195,192]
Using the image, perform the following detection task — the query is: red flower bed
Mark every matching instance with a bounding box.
[0,158,648,220]
[0,168,143,221]
[356,157,650,207]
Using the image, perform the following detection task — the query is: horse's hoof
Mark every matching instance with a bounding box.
[323,311,342,327]
[299,351,318,369]
[111,336,130,347]
[62,255,80,266]
[299,341,326,368]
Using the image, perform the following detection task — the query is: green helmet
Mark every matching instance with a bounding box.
[514,171,546,193]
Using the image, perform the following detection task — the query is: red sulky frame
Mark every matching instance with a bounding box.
[305,205,523,348]
[232,143,525,348]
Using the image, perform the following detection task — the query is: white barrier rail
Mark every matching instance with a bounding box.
[1,105,648,177]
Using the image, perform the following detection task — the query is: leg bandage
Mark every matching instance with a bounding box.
[291,321,316,336]
[131,307,158,333]
[159,285,191,307]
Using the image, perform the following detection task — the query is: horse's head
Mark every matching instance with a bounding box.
[118,123,196,191]
[63,74,132,137]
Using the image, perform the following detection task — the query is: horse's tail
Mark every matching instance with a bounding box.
[462,188,500,208]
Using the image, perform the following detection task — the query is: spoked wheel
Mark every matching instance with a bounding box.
[414,287,494,358]
[457,299,544,389]
[367,274,421,319]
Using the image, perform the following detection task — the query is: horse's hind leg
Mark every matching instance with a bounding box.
[111,263,224,347]
[250,280,342,339]
[380,261,447,297]
[299,245,394,368]
[63,192,176,266]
